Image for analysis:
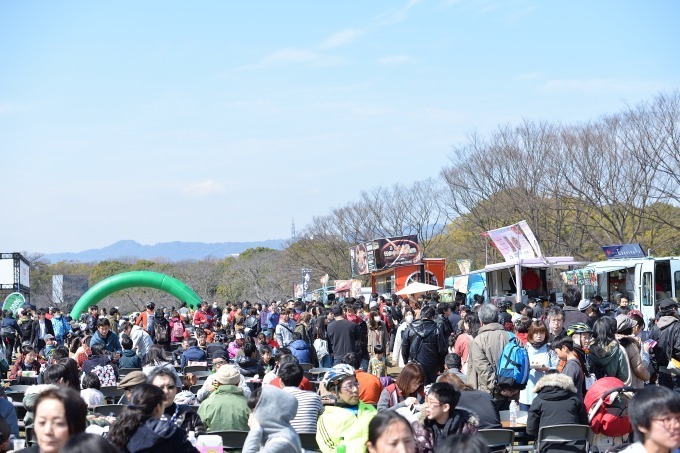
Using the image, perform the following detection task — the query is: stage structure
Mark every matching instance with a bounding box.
[0,253,31,302]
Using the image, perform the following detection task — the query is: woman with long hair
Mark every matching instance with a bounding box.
[589,316,630,383]
[294,312,313,345]
[107,384,196,453]
[377,362,426,411]
[519,321,558,411]
[72,335,91,370]
[391,309,415,368]
[454,313,480,375]
[367,310,387,361]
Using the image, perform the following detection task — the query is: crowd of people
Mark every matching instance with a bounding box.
[0,287,678,452]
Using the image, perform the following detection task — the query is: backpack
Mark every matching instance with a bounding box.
[496,332,530,388]
[154,319,170,344]
[171,320,185,339]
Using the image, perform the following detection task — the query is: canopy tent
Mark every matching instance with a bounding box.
[396,282,442,296]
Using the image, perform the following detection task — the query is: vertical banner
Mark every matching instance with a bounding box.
[301,269,312,299]
[293,283,303,299]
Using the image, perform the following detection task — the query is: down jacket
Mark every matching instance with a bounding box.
[401,318,447,383]
[526,373,589,453]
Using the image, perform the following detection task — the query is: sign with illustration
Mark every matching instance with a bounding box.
[484,221,543,262]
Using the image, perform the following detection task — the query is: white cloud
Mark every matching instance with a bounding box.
[377,55,411,66]
[375,0,423,25]
[318,28,363,50]
[242,48,346,69]
[182,180,226,196]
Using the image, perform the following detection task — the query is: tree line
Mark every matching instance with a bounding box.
[26,92,679,312]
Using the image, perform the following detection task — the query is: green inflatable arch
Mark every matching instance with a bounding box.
[70,271,202,319]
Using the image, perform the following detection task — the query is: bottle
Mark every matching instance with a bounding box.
[187,431,197,448]
[509,400,518,425]
[336,436,346,453]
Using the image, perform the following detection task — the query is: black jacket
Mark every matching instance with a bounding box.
[164,403,206,436]
[29,318,55,348]
[457,389,501,429]
[401,318,446,380]
[526,373,588,452]
[125,418,196,453]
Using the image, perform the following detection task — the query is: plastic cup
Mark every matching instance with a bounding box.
[13,438,26,450]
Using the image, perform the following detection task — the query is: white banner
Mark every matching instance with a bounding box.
[485,220,543,262]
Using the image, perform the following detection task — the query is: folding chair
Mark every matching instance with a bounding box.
[7,385,31,393]
[191,370,212,377]
[515,424,590,453]
[298,432,321,452]
[93,404,127,417]
[6,391,24,403]
[301,363,313,371]
[478,429,515,453]
[209,430,250,450]
[118,367,141,377]
[184,365,209,373]
[25,425,38,446]
[100,386,126,404]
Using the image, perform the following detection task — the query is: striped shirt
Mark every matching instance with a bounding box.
[282,386,324,433]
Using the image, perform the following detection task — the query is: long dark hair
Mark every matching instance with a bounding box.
[107,384,164,450]
[464,313,481,337]
[43,358,80,391]
[593,317,617,349]
[142,344,168,367]
[367,410,413,447]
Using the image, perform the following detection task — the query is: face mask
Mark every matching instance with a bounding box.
[373,317,381,323]
[405,315,414,323]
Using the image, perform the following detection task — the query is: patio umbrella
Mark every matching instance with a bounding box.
[396,282,443,296]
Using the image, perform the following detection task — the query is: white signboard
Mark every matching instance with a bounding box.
[0,259,12,286]
[485,220,543,262]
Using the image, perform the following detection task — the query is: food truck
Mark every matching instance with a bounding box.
[349,235,446,296]
[564,244,680,322]
[465,256,587,306]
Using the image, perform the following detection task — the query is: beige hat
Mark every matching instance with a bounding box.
[118,371,146,389]
[215,365,241,386]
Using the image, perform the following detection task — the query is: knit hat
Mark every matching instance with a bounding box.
[215,365,241,385]
[577,299,593,311]
[615,314,635,333]
[118,371,146,389]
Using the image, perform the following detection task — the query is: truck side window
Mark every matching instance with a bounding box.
[643,272,653,306]
[675,271,680,301]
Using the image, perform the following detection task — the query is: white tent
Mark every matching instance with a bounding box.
[396,282,442,296]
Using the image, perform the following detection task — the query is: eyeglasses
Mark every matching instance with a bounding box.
[651,415,680,429]
[340,381,360,391]
[425,398,442,407]
[213,361,226,366]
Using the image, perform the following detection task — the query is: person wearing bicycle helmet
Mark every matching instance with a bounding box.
[566,322,593,395]
[497,300,513,331]
[316,364,377,453]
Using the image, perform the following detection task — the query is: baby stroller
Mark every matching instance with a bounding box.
[584,377,637,452]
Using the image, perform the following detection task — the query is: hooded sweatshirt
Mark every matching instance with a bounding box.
[289,339,311,364]
[242,385,302,453]
[125,418,196,453]
[589,339,630,383]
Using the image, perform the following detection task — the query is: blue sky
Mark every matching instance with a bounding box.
[1,1,678,254]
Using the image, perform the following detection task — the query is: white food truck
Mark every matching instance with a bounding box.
[575,253,680,322]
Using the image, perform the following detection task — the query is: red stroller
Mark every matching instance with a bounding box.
[584,377,637,450]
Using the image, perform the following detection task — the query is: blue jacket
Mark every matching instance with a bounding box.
[0,397,19,437]
[267,312,280,330]
[289,339,311,364]
[91,330,122,354]
[51,315,73,342]
[181,346,207,369]
[118,350,142,369]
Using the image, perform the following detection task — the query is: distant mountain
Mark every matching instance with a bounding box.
[42,239,287,263]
